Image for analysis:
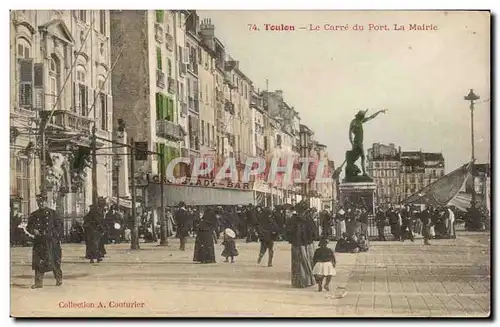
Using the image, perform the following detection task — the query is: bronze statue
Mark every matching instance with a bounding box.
[345,109,387,182]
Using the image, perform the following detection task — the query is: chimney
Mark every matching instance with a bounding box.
[398,146,401,153]
[200,17,215,50]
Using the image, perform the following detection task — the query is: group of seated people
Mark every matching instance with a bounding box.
[334,232,369,253]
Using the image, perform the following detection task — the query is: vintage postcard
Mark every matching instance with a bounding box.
[9,9,490,318]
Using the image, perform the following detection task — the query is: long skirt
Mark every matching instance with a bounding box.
[291,243,316,288]
[85,230,102,260]
[193,230,216,263]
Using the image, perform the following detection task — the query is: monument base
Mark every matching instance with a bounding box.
[339,182,376,215]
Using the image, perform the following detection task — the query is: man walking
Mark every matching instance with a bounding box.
[175,202,191,251]
[27,194,63,289]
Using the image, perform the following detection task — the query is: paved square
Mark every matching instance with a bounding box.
[10,230,490,317]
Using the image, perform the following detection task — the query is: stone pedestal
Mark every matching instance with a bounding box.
[339,182,377,215]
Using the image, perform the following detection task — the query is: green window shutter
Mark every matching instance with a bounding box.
[156,93,161,120]
[168,98,174,122]
[156,10,164,23]
[162,94,168,121]
[156,47,162,70]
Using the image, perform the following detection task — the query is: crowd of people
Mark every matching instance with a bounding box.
[12,193,488,291]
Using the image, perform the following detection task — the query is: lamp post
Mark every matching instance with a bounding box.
[114,155,122,210]
[464,89,479,208]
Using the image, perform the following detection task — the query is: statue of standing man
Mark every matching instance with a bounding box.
[345,109,387,181]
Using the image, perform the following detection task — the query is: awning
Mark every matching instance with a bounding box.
[110,197,141,209]
[147,184,255,207]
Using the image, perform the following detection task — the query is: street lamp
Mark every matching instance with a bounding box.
[464,89,479,208]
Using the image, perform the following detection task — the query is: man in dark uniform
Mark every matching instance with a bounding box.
[175,201,191,251]
[375,207,386,241]
[256,207,279,267]
[27,194,63,289]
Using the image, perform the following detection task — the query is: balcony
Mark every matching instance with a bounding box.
[165,33,174,51]
[155,23,164,43]
[156,120,185,142]
[50,110,92,132]
[167,77,175,94]
[156,69,165,89]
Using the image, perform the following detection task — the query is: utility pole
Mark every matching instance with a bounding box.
[464,89,479,208]
[159,154,168,246]
[130,138,140,250]
[39,114,47,197]
[91,125,98,205]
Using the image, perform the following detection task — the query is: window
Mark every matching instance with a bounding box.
[17,39,33,108]
[156,47,162,70]
[48,55,61,110]
[212,125,215,147]
[78,10,87,22]
[100,93,107,130]
[177,45,182,62]
[244,84,248,99]
[99,10,106,34]
[205,84,208,103]
[167,58,172,77]
[207,123,211,146]
[75,66,87,115]
[15,157,29,215]
[201,120,205,145]
[17,38,31,59]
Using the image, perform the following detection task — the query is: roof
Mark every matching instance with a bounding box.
[401,157,424,167]
[423,152,444,161]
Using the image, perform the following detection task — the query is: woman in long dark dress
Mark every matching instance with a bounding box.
[193,208,217,264]
[285,201,317,288]
[84,205,105,263]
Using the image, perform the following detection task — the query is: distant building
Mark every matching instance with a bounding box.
[366,143,445,205]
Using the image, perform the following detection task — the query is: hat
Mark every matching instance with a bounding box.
[224,228,236,239]
[319,238,329,246]
[178,201,186,207]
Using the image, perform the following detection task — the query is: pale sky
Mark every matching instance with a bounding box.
[199,10,491,172]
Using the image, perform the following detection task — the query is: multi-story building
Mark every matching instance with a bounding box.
[185,11,201,158]
[250,89,265,158]
[366,143,445,205]
[367,143,401,205]
[110,10,186,221]
[197,19,218,168]
[400,151,445,201]
[10,10,113,220]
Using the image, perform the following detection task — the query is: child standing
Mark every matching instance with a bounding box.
[312,238,337,292]
[221,228,238,263]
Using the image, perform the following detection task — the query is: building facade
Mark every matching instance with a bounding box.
[110,10,186,222]
[10,10,113,220]
[366,143,445,205]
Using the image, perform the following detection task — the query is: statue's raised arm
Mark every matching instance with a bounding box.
[362,109,388,123]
